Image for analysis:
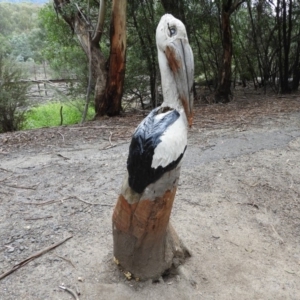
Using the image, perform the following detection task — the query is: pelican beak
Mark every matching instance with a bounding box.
[165,38,194,127]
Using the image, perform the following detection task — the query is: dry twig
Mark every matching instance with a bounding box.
[3,183,38,190]
[58,132,65,142]
[0,235,73,280]
[22,195,75,206]
[0,175,13,182]
[59,285,80,300]
[56,153,70,160]
[108,131,113,146]
[22,199,58,206]
[24,216,53,221]
[70,195,113,206]
[55,192,114,206]
[270,223,284,244]
[101,131,117,150]
[54,253,76,268]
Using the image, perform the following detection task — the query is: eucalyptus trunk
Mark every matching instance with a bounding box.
[53,0,126,117]
[215,0,245,103]
[97,0,127,116]
[215,8,232,103]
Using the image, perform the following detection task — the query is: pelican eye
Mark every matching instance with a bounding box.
[167,24,177,37]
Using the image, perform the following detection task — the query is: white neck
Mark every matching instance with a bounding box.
[158,51,183,111]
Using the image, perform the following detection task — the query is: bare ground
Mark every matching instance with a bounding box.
[1,93,300,300]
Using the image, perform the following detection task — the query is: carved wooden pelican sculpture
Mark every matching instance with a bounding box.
[112,14,194,280]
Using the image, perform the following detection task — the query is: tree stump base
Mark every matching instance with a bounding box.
[112,168,190,280]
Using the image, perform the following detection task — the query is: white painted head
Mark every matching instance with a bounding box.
[156,14,194,127]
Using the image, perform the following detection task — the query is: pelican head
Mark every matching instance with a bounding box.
[156,14,194,127]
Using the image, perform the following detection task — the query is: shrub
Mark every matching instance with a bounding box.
[23,101,94,129]
[0,56,30,133]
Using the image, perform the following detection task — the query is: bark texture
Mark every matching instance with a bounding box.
[96,0,127,116]
[276,0,293,93]
[112,168,189,280]
[215,0,245,103]
[215,9,232,103]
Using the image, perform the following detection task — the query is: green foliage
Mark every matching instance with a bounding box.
[0,55,31,133]
[23,101,94,129]
[2,0,300,128]
[0,3,40,35]
[10,33,33,61]
[0,3,43,62]
[38,4,88,94]
[125,1,165,107]
[0,34,12,57]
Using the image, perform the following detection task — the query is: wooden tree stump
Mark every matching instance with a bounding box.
[112,166,189,280]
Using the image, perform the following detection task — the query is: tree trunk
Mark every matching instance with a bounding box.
[247,0,264,86]
[215,0,245,103]
[53,0,126,117]
[112,167,189,280]
[96,0,127,117]
[292,36,300,91]
[276,0,293,93]
[215,9,232,103]
[91,45,108,115]
[281,0,292,93]
[276,0,283,91]
[53,0,107,112]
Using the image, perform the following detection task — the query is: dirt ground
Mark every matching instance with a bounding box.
[1,94,300,300]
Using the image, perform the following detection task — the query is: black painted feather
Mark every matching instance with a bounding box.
[127,108,186,193]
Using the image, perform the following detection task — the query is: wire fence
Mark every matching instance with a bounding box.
[18,61,78,106]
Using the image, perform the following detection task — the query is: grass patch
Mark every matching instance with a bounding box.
[23,101,94,130]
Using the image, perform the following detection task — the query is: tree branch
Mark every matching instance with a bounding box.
[92,0,106,44]
[74,3,91,26]
[229,0,246,15]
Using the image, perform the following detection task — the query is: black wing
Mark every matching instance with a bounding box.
[127,108,185,193]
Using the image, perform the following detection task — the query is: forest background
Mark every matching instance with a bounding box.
[0,0,299,132]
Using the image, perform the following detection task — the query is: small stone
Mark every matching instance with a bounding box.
[190,279,197,287]
[172,257,181,268]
